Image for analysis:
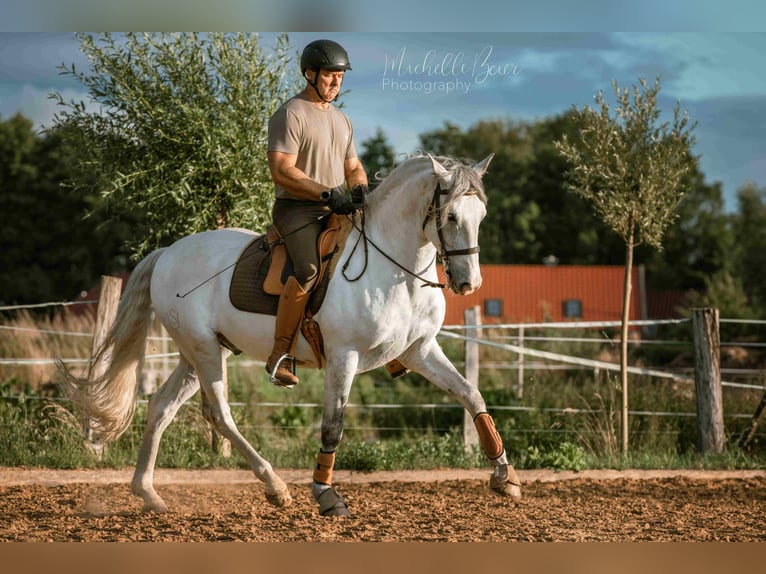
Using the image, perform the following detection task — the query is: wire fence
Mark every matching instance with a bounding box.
[1,297,765,440]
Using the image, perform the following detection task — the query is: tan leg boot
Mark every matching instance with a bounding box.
[266,276,310,388]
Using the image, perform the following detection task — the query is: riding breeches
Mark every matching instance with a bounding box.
[271,198,331,291]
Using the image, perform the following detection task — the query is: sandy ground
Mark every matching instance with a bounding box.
[1,467,765,541]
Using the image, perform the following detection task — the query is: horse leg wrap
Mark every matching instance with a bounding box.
[317,486,349,517]
[491,463,521,488]
[313,450,335,485]
[474,412,504,460]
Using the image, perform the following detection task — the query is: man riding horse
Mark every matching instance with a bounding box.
[266,38,368,387]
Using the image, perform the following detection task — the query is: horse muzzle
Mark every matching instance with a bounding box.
[448,274,482,296]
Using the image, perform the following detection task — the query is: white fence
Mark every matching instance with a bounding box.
[1,293,765,448]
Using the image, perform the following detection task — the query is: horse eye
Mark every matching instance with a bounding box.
[447,212,457,222]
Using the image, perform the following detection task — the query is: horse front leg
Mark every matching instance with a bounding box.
[311,353,358,517]
[401,339,522,500]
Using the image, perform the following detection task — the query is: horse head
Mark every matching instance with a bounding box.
[425,153,492,295]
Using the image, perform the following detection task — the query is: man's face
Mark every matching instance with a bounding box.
[312,68,344,101]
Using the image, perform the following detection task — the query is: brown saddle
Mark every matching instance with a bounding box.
[227,213,411,378]
[228,214,347,367]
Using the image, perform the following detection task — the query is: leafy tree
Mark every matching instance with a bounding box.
[52,32,301,257]
[685,270,751,320]
[555,78,697,454]
[732,183,766,311]
[524,112,624,265]
[641,166,733,292]
[419,119,543,264]
[360,127,397,183]
[0,114,137,305]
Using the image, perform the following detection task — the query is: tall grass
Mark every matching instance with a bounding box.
[0,309,95,388]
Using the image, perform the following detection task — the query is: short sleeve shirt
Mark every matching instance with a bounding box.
[268,95,358,200]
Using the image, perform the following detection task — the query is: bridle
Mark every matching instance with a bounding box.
[422,182,481,283]
[342,182,481,289]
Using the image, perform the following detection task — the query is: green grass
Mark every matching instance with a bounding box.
[1,380,764,472]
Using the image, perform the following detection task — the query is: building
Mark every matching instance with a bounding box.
[442,264,646,326]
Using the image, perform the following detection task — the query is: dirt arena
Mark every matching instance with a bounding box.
[1,468,764,542]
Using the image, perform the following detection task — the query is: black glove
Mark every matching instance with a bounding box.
[323,188,357,215]
[350,184,368,204]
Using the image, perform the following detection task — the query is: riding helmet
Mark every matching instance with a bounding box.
[300,39,352,74]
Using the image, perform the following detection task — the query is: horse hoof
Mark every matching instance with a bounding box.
[264,487,292,508]
[490,464,522,500]
[323,505,350,517]
[141,500,169,513]
[491,481,522,500]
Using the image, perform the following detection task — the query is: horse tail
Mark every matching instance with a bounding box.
[57,248,166,445]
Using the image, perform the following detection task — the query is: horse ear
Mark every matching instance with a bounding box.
[429,154,453,188]
[473,153,494,176]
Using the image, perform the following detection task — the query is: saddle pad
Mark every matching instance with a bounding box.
[228,234,333,316]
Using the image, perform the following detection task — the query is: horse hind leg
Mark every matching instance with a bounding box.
[131,355,200,513]
[193,347,291,508]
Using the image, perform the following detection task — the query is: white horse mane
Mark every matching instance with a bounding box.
[367,152,488,214]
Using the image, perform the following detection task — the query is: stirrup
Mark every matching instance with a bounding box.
[268,353,297,389]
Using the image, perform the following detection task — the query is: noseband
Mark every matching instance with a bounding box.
[422,183,481,279]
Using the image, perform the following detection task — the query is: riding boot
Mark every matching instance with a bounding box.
[266,276,310,388]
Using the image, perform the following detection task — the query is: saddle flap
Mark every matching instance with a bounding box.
[264,227,287,296]
[263,215,342,296]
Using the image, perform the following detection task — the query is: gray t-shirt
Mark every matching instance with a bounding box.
[268,94,358,200]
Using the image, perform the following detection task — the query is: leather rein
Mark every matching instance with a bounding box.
[342,182,480,289]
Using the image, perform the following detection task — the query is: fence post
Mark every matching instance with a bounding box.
[87,275,123,459]
[692,307,725,454]
[515,325,525,399]
[463,306,481,452]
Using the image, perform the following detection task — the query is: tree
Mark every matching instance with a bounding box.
[641,166,733,292]
[52,32,301,256]
[360,127,396,183]
[0,114,137,305]
[732,183,766,311]
[555,78,697,454]
[418,119,544,263]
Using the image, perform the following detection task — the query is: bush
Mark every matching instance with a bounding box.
[521,442,588,471]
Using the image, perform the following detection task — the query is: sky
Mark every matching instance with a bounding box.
[1,31,766,212]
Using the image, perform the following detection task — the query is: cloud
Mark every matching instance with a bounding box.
[614,33,766,101]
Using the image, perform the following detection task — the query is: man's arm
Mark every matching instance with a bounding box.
[344,156,368,190]
[268,151,326,201]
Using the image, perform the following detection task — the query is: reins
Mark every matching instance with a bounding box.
[177,175,482,299]
[343,207,444,289]
[341,181,480,289]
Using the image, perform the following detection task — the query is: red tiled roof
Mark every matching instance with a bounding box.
[443,264,642,326]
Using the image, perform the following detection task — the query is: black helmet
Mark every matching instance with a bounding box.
[300,39,352,74]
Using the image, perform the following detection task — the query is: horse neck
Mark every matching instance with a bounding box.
[364,161,437,266]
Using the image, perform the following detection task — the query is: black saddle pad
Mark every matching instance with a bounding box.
[228,234,332,316]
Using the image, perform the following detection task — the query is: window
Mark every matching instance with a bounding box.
[562,299,582,319]
[484,298,503,317]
